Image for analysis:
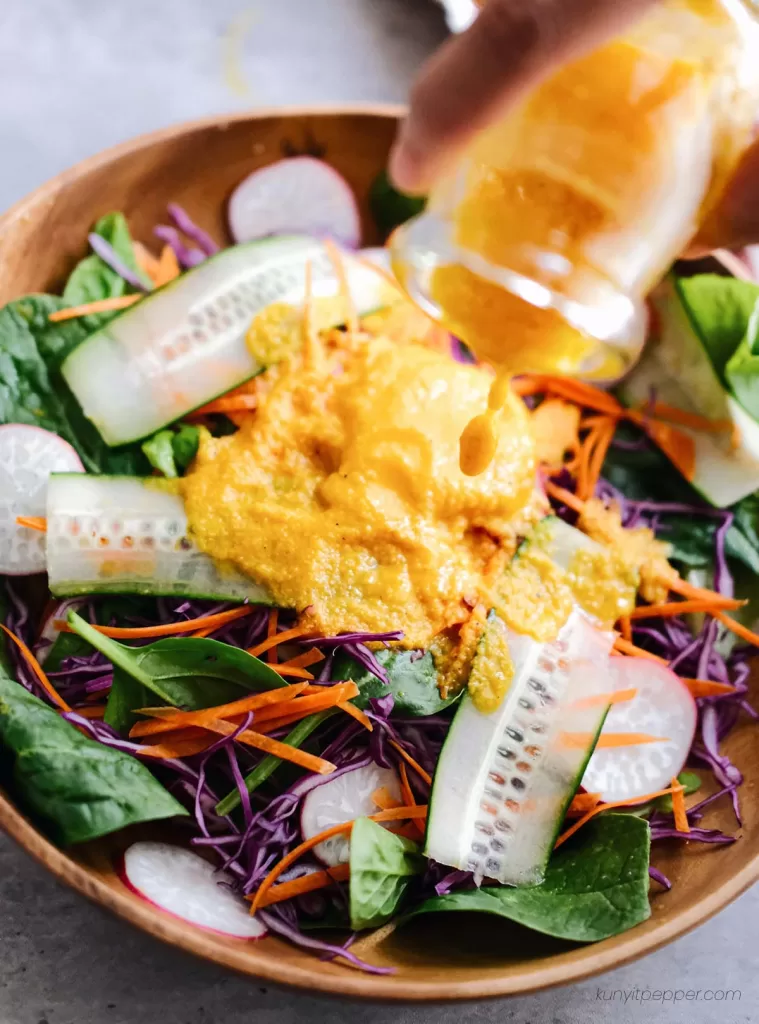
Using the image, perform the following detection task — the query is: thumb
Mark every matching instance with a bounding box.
[687,137,759,256]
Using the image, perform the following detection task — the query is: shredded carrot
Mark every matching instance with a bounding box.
[250,683,358,723]
[154,244,181,287]
[544,480,586,515]
[619,616,632,642]
[192,394,258,415]
[271,665,315,680]
[671,775,691,833]
[566,792,602,818]
[324,239,358,335]
[277,649,324,671]
[49,294,141,321]
[555,782,684,848]
[646,400,732,435]
[631,598,744,619]
[0,624,71,712]
[682,678,738,698]
[56,605,256,639]
[15,516,47,533]
[613,637,669,664]
[560,731,669,749]
[247,624,310,660]
[667,577,745,609]
[398,761,425,841]
[249,804,428,913]
[139,734,214,759]
[76,705,107,719]
[133,241,163,280]
[575,421,602,502]
[257,863,351,908]
[388,739,433,786]
[715,611,759,649]
[630,413,696,482]
[512,375,623,417]
[129,683,309,737]
[570,687,638,711]
[584,417,616,501]
[336,700,373,732]
[372,786,402,811]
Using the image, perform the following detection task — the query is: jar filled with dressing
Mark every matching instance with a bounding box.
[391,0,759,384]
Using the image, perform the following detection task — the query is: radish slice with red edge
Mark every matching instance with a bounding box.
[0,425,83,575]
[228,157,361,248]
[300,763,401,867]
[581,656,698,804]
[121,841,267,939]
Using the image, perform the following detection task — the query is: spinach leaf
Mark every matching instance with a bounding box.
[142,430,179,478]
[63,213,149,332]
[406,814,650,943]
[369,170,426,238]
[0,672,186,845]
[333,648,458,717]
[676,274,759,384]
[141,424,200,478]
[0,293,149,475]
[726,303,759,422]
[104,669,150,734]
[69,612,284,731]
[349,816,425,930]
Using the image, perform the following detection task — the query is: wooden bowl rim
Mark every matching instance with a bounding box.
[0,104,757,1001]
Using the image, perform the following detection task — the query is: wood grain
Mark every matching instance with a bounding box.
[0,105,757,1000]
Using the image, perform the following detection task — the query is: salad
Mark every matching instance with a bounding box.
[0,155,757,975]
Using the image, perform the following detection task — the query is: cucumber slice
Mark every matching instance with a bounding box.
[619,280,759,507]
[46,474,272,603]
[61,237,393,447]
[425,609,614,887]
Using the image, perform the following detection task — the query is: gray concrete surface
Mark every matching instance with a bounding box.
[0,0,757,1021]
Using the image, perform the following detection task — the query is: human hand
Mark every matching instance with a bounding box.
[389,0,759,254]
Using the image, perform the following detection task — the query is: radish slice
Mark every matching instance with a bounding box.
[121,841,267,939]
[0,425,83,575]
[581,657,698,803]
[359,247,391,272]
[300,764,401,867]
[228,158,361,248]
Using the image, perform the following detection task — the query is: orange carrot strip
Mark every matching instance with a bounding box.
[154,244,181,287]
[512,375,623,416]
[0,624,71,712]
[629,412,696,482]
[247,624,310,659]
[682,678,738,698]
[372,786,401,811]
[555,783,684,848]
[277,649,325,671]
[647,400,732,435]
[251,683,358,723]
[198,718,336,774]
[192,395,258,416]
[631,598,744,619]
[76,705,107,719]
[576,422,602,502]
[55,605,256,639]
[257,863,351,908]
[398,761,425,840]
[129,683,308,737]
[619,617,632,643]
[570,687,638,711]
[613,638,668,664]
[270,665,315,680]
[715,612,759,648]
[133,241,162,280]
[566,792,602,818]
[671,775,691,833]
[49,295,141,321]
[667,577,739,608]
[249,804,429,913]
[584,417,616,500]
[544,480,586,515]
[139,735,214,759]
[388,739,433,786]
[336,700,373,732]
[15,516,47,533]
[560,732,669,749]
[324,239,358,335]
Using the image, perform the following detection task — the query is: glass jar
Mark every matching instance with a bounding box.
[391,0,759,380]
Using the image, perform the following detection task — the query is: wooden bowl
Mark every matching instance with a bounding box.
[0,106,757,1001]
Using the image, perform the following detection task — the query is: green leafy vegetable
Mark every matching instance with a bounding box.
[406,814,651,943]
[334,648,458,717]
[727,303,759,425]
[349,817,425,930]
[214,710,336,817]
[141,424,201,478]
[63,213,149,332]
[0,672,186,845]
[655,771,701,813]
[369,170,426,238]
[676,274,759,385]
[68,611,285,733]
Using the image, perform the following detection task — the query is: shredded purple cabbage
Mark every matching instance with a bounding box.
[154,225,206,269]
[167,203,220,257]
[87,233,150,292]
